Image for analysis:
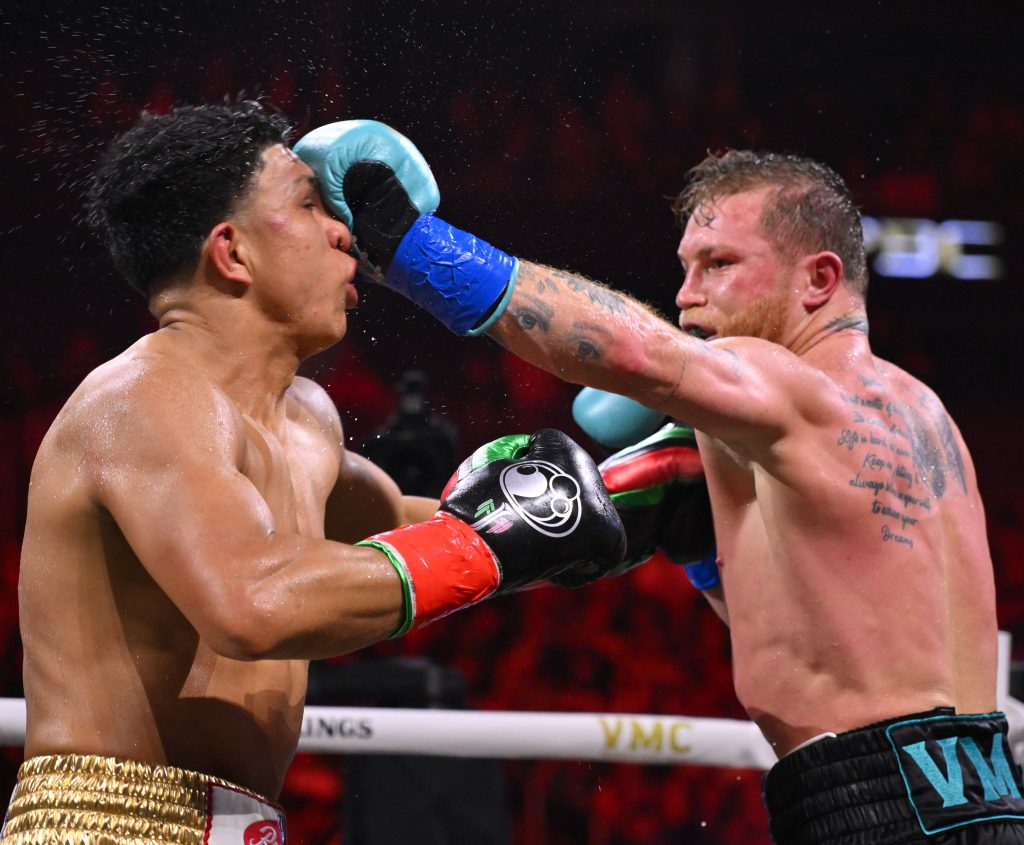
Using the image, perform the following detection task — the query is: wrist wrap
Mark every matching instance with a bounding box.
[385,213,518,336]
[358,512,501,637]
[683,550,722,590]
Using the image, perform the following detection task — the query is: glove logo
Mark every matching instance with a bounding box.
[498,460,582,538]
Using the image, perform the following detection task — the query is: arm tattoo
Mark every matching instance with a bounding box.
[567,320,611,362]
[508,292,554,333]
[533,265,628,316]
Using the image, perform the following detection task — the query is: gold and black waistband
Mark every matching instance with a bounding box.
[1,754,281,845]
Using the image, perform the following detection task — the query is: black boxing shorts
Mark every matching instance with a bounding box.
[762,709,1024,844]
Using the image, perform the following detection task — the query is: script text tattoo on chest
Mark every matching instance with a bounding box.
[836,392,965,550]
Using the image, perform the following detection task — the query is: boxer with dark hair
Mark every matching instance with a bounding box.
[7,103,626,845]
[303,122,1024,843]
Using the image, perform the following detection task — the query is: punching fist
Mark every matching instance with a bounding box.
[292,119,440,271]
[358,429,626,636]
[602,422,715,563]
[294,120,517,336]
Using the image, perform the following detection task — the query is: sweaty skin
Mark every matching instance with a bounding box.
[489,188,996,756]
[18,146,437,799]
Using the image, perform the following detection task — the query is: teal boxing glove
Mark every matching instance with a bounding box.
[292,119,440,239]
[294,120,517,336]
[572,387,667,451]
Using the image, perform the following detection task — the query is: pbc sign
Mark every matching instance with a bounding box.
[862,216,1004,281]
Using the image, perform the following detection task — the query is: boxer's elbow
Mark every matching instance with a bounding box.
[191,582,285,660]
[204,630,270,661]
[599,333,679,407]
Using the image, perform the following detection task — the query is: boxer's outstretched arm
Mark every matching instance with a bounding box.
[488,261,813,445]
[292,121,815,443]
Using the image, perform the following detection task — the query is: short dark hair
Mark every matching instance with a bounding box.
[86,101,292,297]
[672,150,868,298]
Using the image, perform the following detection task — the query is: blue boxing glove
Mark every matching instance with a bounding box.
[565,388,720,591]
[294,120,517,337]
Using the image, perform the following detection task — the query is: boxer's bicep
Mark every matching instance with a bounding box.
[675,336,838,447]
[652,337,804,445]
[92,378,280,645]
[400,495,440,525]
[325,451,407,542]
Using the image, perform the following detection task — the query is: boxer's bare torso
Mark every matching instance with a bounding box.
[18,144,439,799]
[19,330,410,798]
[697,337,994,755]
[490,185,996,758]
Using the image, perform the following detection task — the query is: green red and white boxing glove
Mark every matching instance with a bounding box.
[357,429,626,637]
[294,120,517,337]
[559,388,719,590]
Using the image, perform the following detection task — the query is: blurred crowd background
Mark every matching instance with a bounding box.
[2,1,1022,842]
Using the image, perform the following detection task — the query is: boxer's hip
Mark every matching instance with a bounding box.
[762,708,1024,844]
[1,754,286,845]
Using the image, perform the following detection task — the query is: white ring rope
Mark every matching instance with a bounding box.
[0,698,777,770]
[0,634,1014,772]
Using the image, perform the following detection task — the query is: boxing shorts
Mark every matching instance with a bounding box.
[762,708,1024,844]
[0,754,286,845]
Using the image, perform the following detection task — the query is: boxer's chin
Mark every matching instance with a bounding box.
[714,296,791,344]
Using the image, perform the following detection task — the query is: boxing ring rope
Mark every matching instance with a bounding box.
[0,634,1014,773]
[0,698,777,770]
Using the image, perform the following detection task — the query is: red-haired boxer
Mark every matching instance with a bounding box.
[297,120,1024,844]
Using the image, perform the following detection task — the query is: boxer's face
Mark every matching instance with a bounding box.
[674,188,802,345]
[234,144,358,352]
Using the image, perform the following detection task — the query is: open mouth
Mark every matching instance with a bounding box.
[683,324,715,341]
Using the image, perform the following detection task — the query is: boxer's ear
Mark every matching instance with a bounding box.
[207,222,253,288]
[801,251,843,309]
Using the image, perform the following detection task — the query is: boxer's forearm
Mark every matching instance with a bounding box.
[490,261,689,412]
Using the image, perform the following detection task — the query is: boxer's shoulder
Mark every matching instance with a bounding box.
[47,338,247,478]
[285,375,340,432]
[285,375,344,457]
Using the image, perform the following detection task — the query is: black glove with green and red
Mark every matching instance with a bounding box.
[358,428,627,636]
[556,388,718,589]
